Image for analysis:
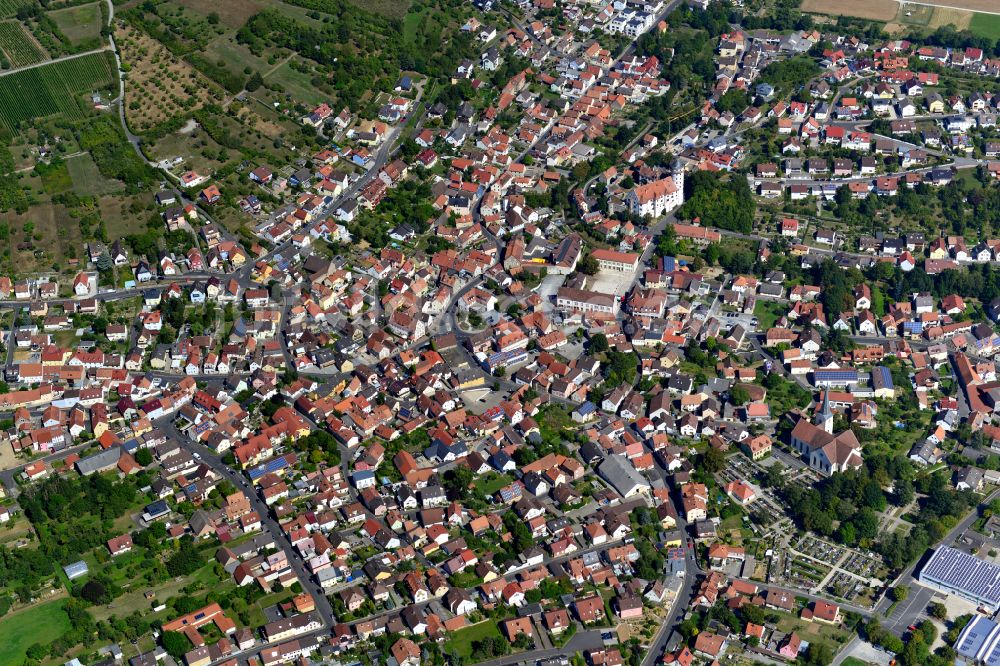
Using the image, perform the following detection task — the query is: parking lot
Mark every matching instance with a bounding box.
[837,640,895,666]
[460,386,507,415]
[720,310,759,333]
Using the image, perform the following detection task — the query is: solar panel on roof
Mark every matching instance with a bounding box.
[815,370,857,380]
[921,547,1000,609]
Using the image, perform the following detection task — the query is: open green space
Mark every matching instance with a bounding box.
[349,0,411,19]
[443,620,503,660]
[48,3,103,44]
[0,600,71,666]
[66,153,121,196]
[753,299,786,330]
[0,201,86,276]
[202,36,272,82]
[774,613,852,656]
[0,51,117,131]
[475,473,513,497]
[261,58,328,107]
[970,12,1000,39]
[841,657,873,666]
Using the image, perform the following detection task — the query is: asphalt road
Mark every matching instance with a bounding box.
[161,419,338,638]
[476,630,605,666]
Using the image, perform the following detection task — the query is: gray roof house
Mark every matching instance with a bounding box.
[597,455,651,498]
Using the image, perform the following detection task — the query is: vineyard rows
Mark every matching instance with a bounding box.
[0,22,44,67]
[0,0,30,19]
[0,51,117,131]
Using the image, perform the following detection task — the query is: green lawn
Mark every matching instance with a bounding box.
[754,299,786,330]
[476,473,512,497]
[719,513,743,532]
[403,10,424,42]
[774,613,852,657]
[444,620,503,660]
[0,600,71,666]
[841,658,873,666]
[970,13,1000,39]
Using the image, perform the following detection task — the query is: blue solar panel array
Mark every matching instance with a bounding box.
[247,456,290,481]
[956,615,1000,666]
[873,366,894,390]
[920,546,1000,609]
[814,370,859,383]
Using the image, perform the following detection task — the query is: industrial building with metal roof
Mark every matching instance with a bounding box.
[918,546,1000,611]
[955,615,1000,665]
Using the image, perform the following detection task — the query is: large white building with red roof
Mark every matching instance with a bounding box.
[624,164,684,218]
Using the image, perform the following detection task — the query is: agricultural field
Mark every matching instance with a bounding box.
[0,0,30,20]
[800,0,898,21]
[0,51,117,132]
[0,21,45,67]
[970,12,1000,38]
[820,0,1000,21]
[116,24,220,132]
[48,2,103,45]
[929,7,973,30]
[924,0,1000,11]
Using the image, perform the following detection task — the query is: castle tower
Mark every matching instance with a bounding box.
[671,158,685,200]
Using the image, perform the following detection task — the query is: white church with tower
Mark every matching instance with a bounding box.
[789,392,864,476]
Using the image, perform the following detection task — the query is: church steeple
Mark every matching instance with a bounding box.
[816,391,834,434]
